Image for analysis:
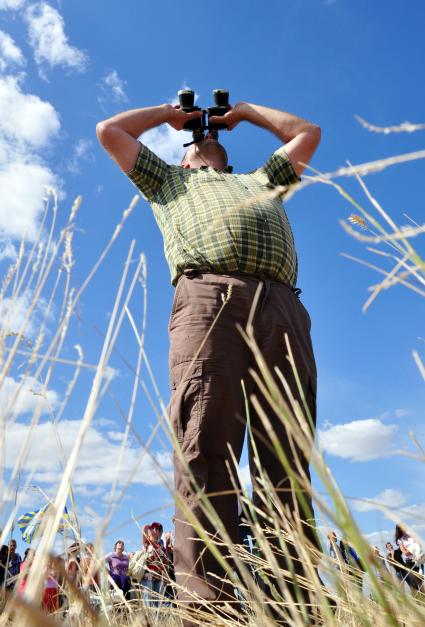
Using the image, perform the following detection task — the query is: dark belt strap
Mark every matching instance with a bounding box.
[181,268,302,297]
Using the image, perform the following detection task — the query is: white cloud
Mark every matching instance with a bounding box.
[403,503,425,522]
[0,290,53,337]
[394,408,412,419]
[0,75,60,147]
[24,2,87,76]
[73,485,106,499]
[134,85,193,164]
[100,69,127,103]
[353,488,406,513]
[4,418,173,487]
[0,161,56,240]
[0,0,26,9]
[0,30,25,71]
[78,504,103,532]
[0,375,59,419]
[94,417,116,428]
[318,418,397,461]
[66,138,94,175]
[0,237,17,261]
[0,75,60,240]
[141,125,186,165]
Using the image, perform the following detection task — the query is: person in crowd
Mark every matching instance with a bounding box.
[105,539,131,599]
[340,538,364,588]
[55,556,66,610]
[140,524,168,607]
[6,539,22,590]
[42,556,60,613]
[395,524,422,591]
[327,530,344,568]
[17,548,35,597]
[0,544,9,587]
[163,530,176,604]
[66,542,81,588]
[81,543,100,591]
[385,541,404,580]
[371,546,387,582]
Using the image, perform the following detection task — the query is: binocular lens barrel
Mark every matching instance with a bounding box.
[213,89,229,107]
[178,89,195,109]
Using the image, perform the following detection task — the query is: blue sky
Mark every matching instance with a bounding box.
[0,0,424,555]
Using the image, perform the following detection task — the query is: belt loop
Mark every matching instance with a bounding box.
[260,279,271,310]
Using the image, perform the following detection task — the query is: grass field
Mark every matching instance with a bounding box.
[0,137,424,626]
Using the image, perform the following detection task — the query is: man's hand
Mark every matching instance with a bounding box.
[208,102,246,131]
[168,105,203,131]
[216,101,321,176]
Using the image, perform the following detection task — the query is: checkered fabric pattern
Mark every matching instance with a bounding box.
[127,142,300,286]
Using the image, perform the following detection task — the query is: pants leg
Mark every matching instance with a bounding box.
[169,274,318,624]
[169,274,257,620]
[249,281,319,609]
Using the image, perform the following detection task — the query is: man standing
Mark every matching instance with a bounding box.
[6,539,22,591]
[97,98,320,622]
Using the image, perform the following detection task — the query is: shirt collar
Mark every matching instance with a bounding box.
[200,165,233,173]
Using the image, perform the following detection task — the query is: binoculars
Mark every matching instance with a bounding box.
[177,89,230,146]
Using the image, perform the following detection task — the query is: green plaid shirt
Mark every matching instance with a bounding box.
[127,143,300,286]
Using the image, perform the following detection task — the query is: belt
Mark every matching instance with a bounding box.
[181,268,302,297]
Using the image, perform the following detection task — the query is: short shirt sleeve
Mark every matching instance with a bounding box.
[260,146,301,190]
[126,142,168,200]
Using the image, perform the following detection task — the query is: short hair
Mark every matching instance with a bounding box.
[114,539,125,550]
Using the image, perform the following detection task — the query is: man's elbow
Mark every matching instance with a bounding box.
[308,124,321,148]
[96,120,113,146]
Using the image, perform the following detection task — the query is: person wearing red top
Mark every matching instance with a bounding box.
[140,523,168,607]
[42,557,59,613]
[17,549,35,597]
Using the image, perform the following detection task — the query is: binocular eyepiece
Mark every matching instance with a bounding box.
[177,89,230,147]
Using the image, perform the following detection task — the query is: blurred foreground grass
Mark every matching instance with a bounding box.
[0,131,425,626]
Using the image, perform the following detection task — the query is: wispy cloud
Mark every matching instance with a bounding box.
[352,488,406,513]
[318,418,397,461]
[24,2,88,77]
[66,138,95,175]
[0,30,25,71]
[0,290,54,337]
[0,375,59,419]
[98,69,128,110]
[0,0,26,9]
[4,418,173,488]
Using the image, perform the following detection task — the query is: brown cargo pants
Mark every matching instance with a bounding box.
[169,271,317,624]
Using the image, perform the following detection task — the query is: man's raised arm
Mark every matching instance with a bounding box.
[96,104,203,173]
[209,102,321,176]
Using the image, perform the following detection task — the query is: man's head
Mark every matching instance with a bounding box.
[150,522,163,542]
[9,539,17,554]
[181,135,228,170]
[114,540,124,554]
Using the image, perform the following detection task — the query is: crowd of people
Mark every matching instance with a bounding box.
[327,523,424,594]
[0,521,175,614]
[1,519,423,616]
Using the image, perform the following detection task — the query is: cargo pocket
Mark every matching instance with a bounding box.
[169,360,203,443]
